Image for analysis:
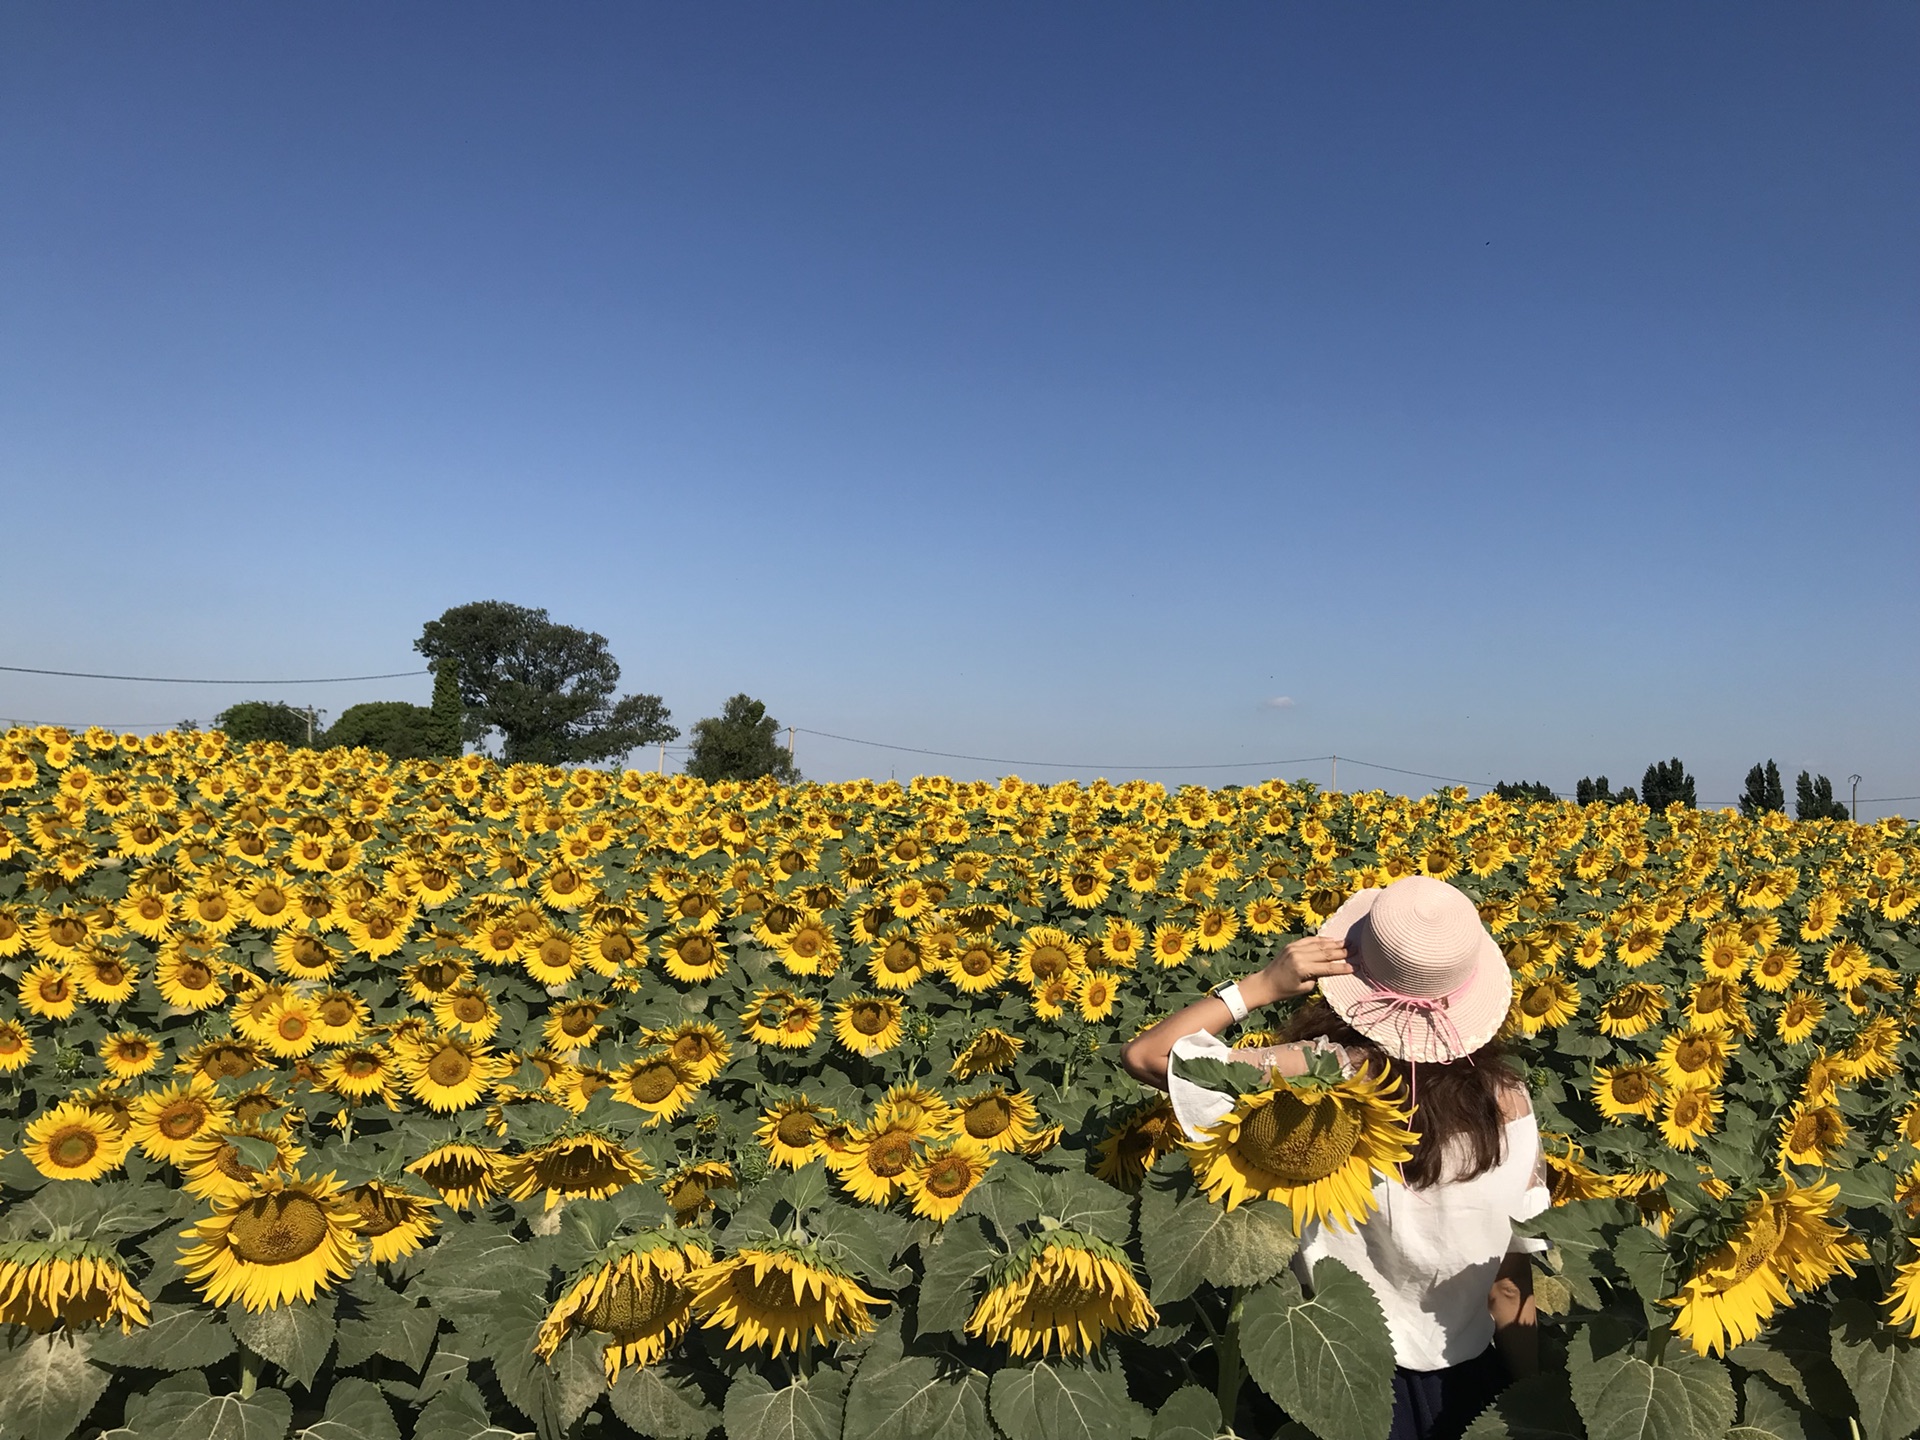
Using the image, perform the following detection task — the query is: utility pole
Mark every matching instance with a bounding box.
[787,726,794,762]
[1849,774,1861,823]
[657,743,665,774]
[1330,754,1337,792]
[303,707,321,746]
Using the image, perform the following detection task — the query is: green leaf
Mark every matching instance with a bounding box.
[0,1330,110,1440]
[606,1362,721,1440]
[917,1214,1001,1336]
[1831,1297,1920,1440]
[809,1199,914,1287]
[842,1317,992,1440]
[1168,1053,1270,1099]
[1730,1306,1854,1416]
[226,1134,284,1172]
[1736,1374,1835,1440]
[335,1274,440,1371]
[1149,1383,1223,1440]
[1611,1226,1673,1304]
[91,1300,236,1371]
[229,1294,336,1391]
[131,1386,295,1440]
[1830,1165,1897,1211]
[293,1378,401,1440]
[1037,1170,1134,1246]
[1240,1261,1396,1440]
[1138,1167,1297,1304]
[1460,1371,1585,1440]
[723,1368,852,1440]
[413,1379,535,1440]
[485,1298,604,1440]
[1567,1327,1737,1440]
[988,1360,1150,1440]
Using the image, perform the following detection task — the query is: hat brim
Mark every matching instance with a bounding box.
[1314,888,1513,1064]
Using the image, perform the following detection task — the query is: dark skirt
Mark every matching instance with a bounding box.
[1388,1346,1509,1440]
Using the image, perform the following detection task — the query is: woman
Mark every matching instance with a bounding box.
[1120,876,1545,1440]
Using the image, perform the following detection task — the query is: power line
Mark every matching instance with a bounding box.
[793,726,1332,773]
[0,663,429,685]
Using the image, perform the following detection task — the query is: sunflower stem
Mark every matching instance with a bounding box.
[238,1344,260,1398]
[1215,1286,1246,1429]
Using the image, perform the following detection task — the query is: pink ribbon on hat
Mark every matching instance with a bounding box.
[1344,979,1471,1065]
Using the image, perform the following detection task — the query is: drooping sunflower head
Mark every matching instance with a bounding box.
[536,1235,712,1383]
[662,1161,737,1225]
[1094,1096,1183,1190]
[178,1170,365,1312]
[0,1238,151,1334]
[688,1245,884,1357]
[405,1141,505,1211]
[965,1232,1156,1358]
[503,1132,651,1210]
[950,1026,1023,1079]
[343,1181,441,1263]
[1185,1068,1414,1231]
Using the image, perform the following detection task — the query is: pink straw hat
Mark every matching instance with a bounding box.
[1315,877,1512,1064]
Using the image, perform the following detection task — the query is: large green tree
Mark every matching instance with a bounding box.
[415,601,677,765]
[685,694,801,782]
[1641,757,1696,812]
[324,701,441,760]
[214,701,314,747]
[1740,760,1785,817]
[1795,771,1851,822]
[1493,780,1555,802]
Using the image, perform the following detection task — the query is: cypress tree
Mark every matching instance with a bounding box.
[1740,760,1785,817]
[1795,771,1850,822]
[425,660,464,758]
[1641,758,1697,812]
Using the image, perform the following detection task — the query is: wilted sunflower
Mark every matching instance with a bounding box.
[1668,1177,1865,1356]
[537,1235,711,1382]
[904,1139,993,1222]
[833,995,905,1057]
[689,1246,883,1357]
[613,1053,701,1124]
[662,1161,736,1225]
[756,1097,837,1169]
[101,1030,161,1081]
[23,1100,128,1182]
[503,1133,650,1210]
[0,1239,151,1333]
[1592,1064,1663,1123]
[0,1018,34,1073]
[1186,1068,1414,1230]
[1094,1096,1183,1189]
[343,1181,441,1263]
[951,1027,1023,1079]
[965,1233,1156,1357]
[179,1170,365,1311]
[128,1077,231,1165]
[406,1141,505,1211]
[952,1086,1042,1154]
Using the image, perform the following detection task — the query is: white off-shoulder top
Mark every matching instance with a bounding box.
[1166,1029,1551,1372]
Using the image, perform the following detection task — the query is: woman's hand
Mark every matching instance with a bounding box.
[1242,936,1354,1008]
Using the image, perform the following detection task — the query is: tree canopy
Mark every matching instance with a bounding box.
[685,694,800,782]
[1640,757,1697,812]
[415,601,676,765]
[1795,771,1851,822]
[324,701,443,760]
[1575,776,1636,806]
[214,701,314,747]
[1493,780,1555,803]
[1740,760,1786,817]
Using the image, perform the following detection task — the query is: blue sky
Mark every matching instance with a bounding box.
[2,5,1915,811]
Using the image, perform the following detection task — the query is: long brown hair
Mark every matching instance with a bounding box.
[1281,998,1524,1190]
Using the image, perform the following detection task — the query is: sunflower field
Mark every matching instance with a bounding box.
[1,725,1918,1440]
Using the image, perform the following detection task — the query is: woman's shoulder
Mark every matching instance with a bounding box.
[1494,1075,1533,1124]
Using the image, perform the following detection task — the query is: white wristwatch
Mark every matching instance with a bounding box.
[1212,980,1250,1024]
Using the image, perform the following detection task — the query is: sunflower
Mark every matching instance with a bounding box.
[1669,1177,1866,1357]
[182,1126,305,1202]
[653,1021,731,1083]
[18,961,79,1020]
[1823,940,1871,990]
[1697,926,1749,980]
[520,926,583,986]
[1512,974,1580,1035]
[344,1181,441,1263]
[1185,1068,1414,1231]
[23,1101,128,1182]
[319,1045,396,1104]
[0,1239,151,1333]
[1776,990,1825,1045]
[952,1086,1041,1154]
[310,990,369,1045]
[155,946,227,1011]
[74,946,139,1004]
[406,1141,505,1211]
[543,999,608,1053]
[1151,923,1194,969]
[239,878,299,930]
[1593,1063,1663,1122]
[404,1034,501,1113]
[612,1054,701,1124]
[1656,1029,1730,1089]
[270,929,343,983]
[756,1097,837,1169]
[1031,976,1075,1022]
[128,1077,232,1165]
[1094,1096,1183,1189]
[179,1170,365,1311]
[102,1030,161,1081]
[1887,1239,1920,1338]
[1015,927,1084,987]
[1618,926,1664,968]
[965,1234,1156,1357]
[1657,1086,1723,1152]
[868,933,928,990]
[1683,979,1748,1035]
[688,1246,883,1357]
[945,939,1009,994]
[1777,1102,1849,1168]
[1076,971,1119,1023]
[116,889,178,942]
[0,1018,33,1073]
[775,919,841,977]
[829,1117,922,1205]
[904,1139,993,1222]
[662,1161,737,1225]
[179,1037,263,1083]
[400,955,471,1005]
[875,1082,954,1135]
[833,995,905,1057]
[951,1027,1023,1079]
[662,929,728,984]
[258,995,322,1059]
[536,1236,711,1383]
[1595,982,1665,1039]
[432,985,501,1043]
[1096,916,1145,966]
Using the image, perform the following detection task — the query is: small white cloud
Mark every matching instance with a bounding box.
[1261,696,1297,711]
